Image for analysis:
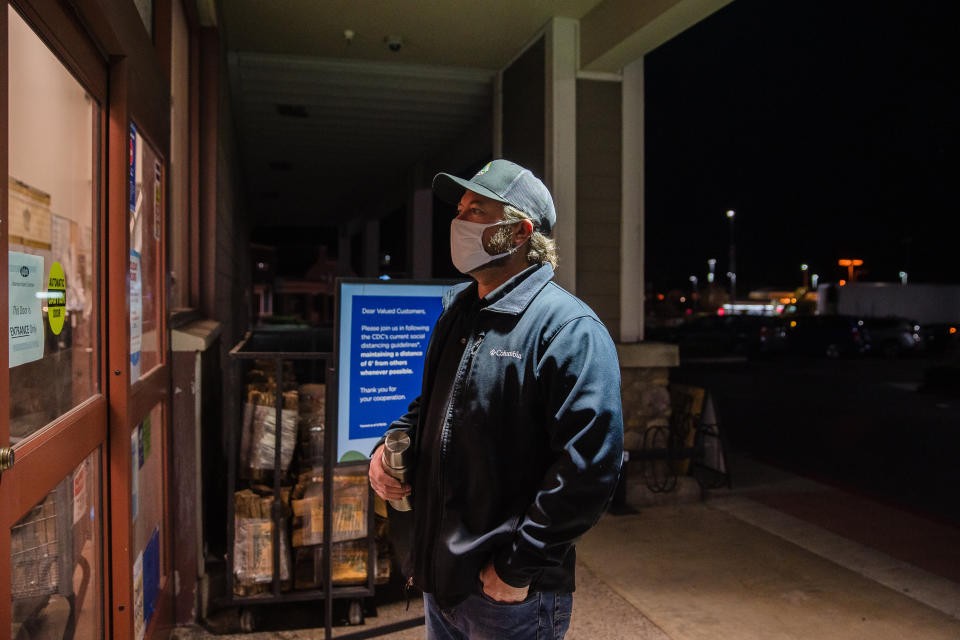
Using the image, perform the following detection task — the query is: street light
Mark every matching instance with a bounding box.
[801,263,809,288]
[838,259,863,283]
[726,210,736,303]
[707,258,717,283]
[899,271,908,286]
[811,273,819,289]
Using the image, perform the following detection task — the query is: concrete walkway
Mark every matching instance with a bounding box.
[578,507,958,640]
[178,456,960,639]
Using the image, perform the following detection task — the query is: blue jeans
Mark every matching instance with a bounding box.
[424,586,572,640]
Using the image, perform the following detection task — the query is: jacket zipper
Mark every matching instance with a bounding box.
[433,330,485,591]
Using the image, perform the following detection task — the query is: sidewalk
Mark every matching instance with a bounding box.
[574,454,960,640]
[178,455,960,639]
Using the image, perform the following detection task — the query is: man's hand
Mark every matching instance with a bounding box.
[479,561,528,603]
[368,444,412,502]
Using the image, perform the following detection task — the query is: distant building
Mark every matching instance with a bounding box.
[817,282,960,323]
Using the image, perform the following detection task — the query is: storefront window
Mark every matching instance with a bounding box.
[10,449,104,639]
[128,128,164,382]
[7,7,99,444]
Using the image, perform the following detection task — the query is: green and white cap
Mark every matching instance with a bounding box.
[432,159,557,236]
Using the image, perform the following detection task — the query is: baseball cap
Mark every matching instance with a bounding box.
[432,159,557,236]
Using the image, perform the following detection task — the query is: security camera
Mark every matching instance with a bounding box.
[385,35,403,52]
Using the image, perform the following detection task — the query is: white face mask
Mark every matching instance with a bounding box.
[449,219,516,274]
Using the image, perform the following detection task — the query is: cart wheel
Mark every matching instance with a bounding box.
[239,608,255,633]
[204,607,254,634]
[348,599,364,625]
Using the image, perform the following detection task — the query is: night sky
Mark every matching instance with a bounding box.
[645,0,959,294]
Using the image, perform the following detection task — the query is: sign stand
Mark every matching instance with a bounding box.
[327,278,459,637]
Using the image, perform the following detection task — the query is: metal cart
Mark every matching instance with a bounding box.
[220,329,374,638]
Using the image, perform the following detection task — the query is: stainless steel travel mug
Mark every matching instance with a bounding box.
[382,430,412,511]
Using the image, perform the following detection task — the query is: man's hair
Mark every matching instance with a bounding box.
[503,205,559,269]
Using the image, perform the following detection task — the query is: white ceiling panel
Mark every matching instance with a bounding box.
[229,52,494,224]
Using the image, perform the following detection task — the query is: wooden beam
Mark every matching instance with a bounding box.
[580,0,734,72]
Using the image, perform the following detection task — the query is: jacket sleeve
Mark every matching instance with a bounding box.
[369,396,421,457]
[494,316,624,587]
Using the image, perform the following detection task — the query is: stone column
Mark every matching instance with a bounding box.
[617,57,685,506]
[618,343,678,450]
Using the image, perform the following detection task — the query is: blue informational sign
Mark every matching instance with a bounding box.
[337,281,456,462]
[129,123,137,214]
[143,527,160,625]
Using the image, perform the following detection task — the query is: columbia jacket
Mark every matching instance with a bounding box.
[386,263,623,605]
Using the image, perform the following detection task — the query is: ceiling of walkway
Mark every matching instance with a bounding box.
[229,53,493,225]
[221,0,601,67]
[221,0,604,227]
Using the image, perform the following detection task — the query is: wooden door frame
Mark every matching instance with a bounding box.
[3,0,176,637]
[1,1,10,617]
[1,0,112,633]
[108,63,174,638]
[94,0,174,635]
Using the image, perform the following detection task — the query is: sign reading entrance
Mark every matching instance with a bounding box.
[8,251,44,367]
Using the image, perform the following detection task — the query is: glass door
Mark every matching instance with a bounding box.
[1,3,108,637]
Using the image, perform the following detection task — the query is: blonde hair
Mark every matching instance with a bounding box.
[503,205,559,269]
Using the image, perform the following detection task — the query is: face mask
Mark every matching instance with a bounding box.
[449,219,516,274]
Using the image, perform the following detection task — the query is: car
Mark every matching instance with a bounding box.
[724,314,790,356]
[921,323,958,354]
[664,314,789,358]
[860,317,923,357]
[787,315,869,358]
[752,316,791,356]
[670,315,738,357]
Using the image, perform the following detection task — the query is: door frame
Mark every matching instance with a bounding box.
[107,59,174,638]
[2,0,175,637]
[1,0,112,633]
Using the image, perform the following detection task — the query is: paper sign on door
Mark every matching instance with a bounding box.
[8,251,44,367]
[130,250,142,382]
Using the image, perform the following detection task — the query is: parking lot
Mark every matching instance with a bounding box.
[673,352,960,525]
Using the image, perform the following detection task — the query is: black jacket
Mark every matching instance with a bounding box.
[387,264,623,605]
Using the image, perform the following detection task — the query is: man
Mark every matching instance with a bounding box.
[369,159,623,639]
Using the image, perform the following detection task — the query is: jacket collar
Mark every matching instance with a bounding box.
[444,263,555,316]
[483,263,555,315]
